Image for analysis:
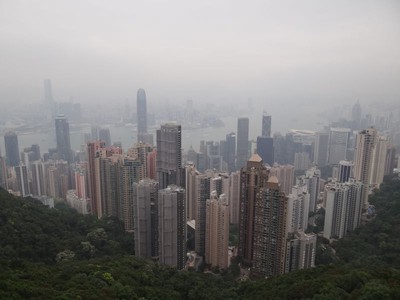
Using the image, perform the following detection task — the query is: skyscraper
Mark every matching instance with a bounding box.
[262,113,272,137]
[313,132,329,167]
[205,192,230,270]
[223,132,236,172]
[15,164,30,197]
[4,131,20,167]
[237,117,250,169]
[256,136,274,166]
[296,167,321,213]
[252,176,288,277]
[137,88,147,134]
[134,179,159,259]
[338,160,353,183]
[55,115,72,163]
[156,123,182,189]
[137,88,151,144]
[353,128,377,207]
[229,171,240,225]
[328,128,351,165]
[285,231,316,273]
[158,185,186,269]
[238,154,269,266]
[323,180,363,240]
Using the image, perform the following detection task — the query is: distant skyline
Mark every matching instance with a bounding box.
[0,0,399,110]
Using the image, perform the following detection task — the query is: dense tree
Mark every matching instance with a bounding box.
[0,175,399,299]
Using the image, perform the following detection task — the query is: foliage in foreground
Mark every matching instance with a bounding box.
[0,175,399,299]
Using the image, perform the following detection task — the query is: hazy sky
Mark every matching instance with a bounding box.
[1,0,399,109]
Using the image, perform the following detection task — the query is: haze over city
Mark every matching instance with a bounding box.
[1,0,399,108]
[1,1,400,298]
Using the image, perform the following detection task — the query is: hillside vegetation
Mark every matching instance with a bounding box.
[0,176,400,299]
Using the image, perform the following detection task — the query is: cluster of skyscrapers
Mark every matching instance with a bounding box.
[0,89,398,277]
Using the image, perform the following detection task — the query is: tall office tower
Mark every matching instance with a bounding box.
[323,180,363,240]
[338,160,353,183]
[296,167,321,213]
[256,136,274,166]
[31,161,46,196]
[236,117,250,169]
[285,230,316,273]
[98,128,112,147]
[238,154,269,266]
[269,164,294,196]
[137,88,147,134]
[0,156,7,189]
[287,185,310,234]
[223,132,236,172]
[229,171,241,225]
[15,164,30,196]
[4,131,20,167]
[262,112,272,137]
[134,179,159,259]
[156,123,182,189]
[313,132,329,167]
[252,176,288,277]
[127,142,154,178]
[137,88,148,142]
[353,128,377,207]
[294,152,310,171]
[158,185,186,269]
[328,128,351,165]
[205,192,230,270]
[55,115,72,163]
[369,136,388,187]
[87,141,106,217]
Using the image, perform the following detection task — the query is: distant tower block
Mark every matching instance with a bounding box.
[137,88,147,135]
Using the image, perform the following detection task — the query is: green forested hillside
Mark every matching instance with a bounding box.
[1,176,400,299]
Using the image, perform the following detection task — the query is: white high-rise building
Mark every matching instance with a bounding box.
[134,179,159,259]
[287,185,310,234]
[353,128,377,207]
[369,136,388,188]
[205,192,230,270]
[158,185,186,269]
[323,180,363,240]
[296,167,321,213]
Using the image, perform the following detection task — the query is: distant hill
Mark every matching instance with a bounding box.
[1,176,400,299]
